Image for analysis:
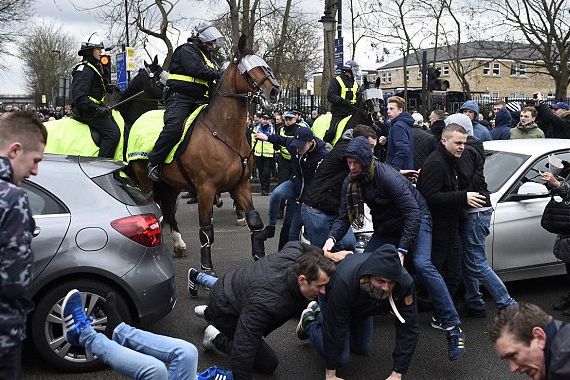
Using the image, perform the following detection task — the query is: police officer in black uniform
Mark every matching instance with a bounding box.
[323,60,360,144]
[148,22,223,181]
[71,32,120,158]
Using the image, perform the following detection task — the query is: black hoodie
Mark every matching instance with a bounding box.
[321,245,419,374]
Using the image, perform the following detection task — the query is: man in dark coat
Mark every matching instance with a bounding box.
[188,242,336,380]
[533,99,570,139]
[417,124,486,302]
[490,108,512,140]
[491,303,570,380]
[411,121,437,170]
[386,96,415,170]
[301,124,377,249]
[298,244,419,380]
[324,136,466,362]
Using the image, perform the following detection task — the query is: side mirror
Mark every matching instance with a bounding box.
[518,182,549,196]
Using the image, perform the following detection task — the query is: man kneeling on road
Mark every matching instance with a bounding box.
[296,244,419,380]
[188,242,336,380]
[490,302,570,379]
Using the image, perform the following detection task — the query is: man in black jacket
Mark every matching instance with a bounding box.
[71,33,120,158]
[324,136,466,362]
[297,244,419,380]
[533,99,570,139]
[188,242,336,380]
[490,303,570,380]
[417,124,486,308]
[323,61,360,143]
[148,22,222,181]
[301,124,377,249]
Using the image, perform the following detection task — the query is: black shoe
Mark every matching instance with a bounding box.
[186,197,198,204]
[553,295,570,311]
[188,268,199,298]
[264,225,275,239]
[148,164,161,182]
[261,190,270,196]
[462,304,486,318]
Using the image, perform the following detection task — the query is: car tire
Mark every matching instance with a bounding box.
[31,279,132,372]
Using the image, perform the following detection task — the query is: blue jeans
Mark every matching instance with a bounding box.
[268,180,296,227]
[279,200,303,249]
[197,272,218,288]
[306,297,373,366]
[364,215,460,328]
[300,204,356,250]
[460,210,516,310]
[80,323,198,380]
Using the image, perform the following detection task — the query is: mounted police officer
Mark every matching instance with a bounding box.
[148,22,223,181]
[71,32,120,158]
[323,60,360,144]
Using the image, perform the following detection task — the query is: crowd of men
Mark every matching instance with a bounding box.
[2,22,570,379]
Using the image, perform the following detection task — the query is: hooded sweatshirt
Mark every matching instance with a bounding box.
[321,244,419,374]
[386,112,415,170]
[490,108,512,140]
[459,100,492,142]
[510,121,545,139]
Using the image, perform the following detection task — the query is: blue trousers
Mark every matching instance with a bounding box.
[460,210,516,310]
[80,323,198,380]
[300,204,356,250]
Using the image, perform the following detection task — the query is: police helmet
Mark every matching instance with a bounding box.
[194,22,223,45]
[341,60,360,76]
[78,32,105,56]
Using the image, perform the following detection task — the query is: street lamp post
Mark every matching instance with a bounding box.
[319,6,336,112]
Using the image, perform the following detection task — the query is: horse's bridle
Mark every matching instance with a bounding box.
[144,65,167,89]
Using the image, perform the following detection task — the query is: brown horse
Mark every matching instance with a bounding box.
[131,35,280,274]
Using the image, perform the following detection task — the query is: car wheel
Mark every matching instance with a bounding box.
[31,279,132,372]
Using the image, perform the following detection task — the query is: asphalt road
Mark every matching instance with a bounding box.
[22,192,570,380]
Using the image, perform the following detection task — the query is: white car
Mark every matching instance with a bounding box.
[320,139,568,282]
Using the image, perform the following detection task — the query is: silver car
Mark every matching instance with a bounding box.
[337,139,568,282]
[23,155,176,372]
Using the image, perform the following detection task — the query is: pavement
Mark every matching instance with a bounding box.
[22,192,570,379]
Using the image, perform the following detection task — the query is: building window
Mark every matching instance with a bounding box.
[387,71,392,83]
[417,69,422,79]
[406,70,410,81]
[483,62,490,75]
[442,65,450,76]
[519,63,527,77]
[381,72,386,84]
[491,91,500,99]
[492,63,500,76]
[510,64,517,76]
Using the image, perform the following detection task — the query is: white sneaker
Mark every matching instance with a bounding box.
[203,325,220,351]
[194,305,207,319]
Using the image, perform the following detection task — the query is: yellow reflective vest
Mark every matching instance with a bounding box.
[252,125,275,158]
[335,76,358,104]
[168,49,216,88]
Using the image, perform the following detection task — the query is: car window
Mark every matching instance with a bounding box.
[484,150,529,193]
[21,181,69,215]
[91,170,153,206]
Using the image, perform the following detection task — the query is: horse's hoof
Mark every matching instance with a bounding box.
[215,198,223,208]
[236,218,246,226]
[173,246,188,257]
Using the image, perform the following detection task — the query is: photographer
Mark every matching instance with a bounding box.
[530,92,570,139]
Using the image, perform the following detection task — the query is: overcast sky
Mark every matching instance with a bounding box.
[1,0,378,94]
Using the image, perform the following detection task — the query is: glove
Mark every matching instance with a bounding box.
[94,105,111,118]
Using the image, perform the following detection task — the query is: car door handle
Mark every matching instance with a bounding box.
[33,227,41,237]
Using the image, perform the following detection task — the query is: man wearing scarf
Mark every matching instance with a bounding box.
[323,136,466,363]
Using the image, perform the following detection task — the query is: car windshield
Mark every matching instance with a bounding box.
[484,150,530,193]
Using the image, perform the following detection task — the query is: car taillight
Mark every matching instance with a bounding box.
[111,214,161,247]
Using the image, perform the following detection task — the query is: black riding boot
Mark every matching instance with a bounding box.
[199,224,216,276]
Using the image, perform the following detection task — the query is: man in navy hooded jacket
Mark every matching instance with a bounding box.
[298,244,419,380]
[385,96,415,170]
[490,108,512,140]
[459,100,492,142]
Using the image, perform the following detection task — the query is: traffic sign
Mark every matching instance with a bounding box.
[126,47,136,71]
[335,37,344,69]
[116,52,127,91]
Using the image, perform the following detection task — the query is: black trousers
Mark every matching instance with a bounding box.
[276,156,292,184]
[149,92,199,166]
[0,343,22,380]
[79,113,121,158]
[205,309,279,376]
[323,114,347,143]
[255,156,273,193]
[431,231,463,300]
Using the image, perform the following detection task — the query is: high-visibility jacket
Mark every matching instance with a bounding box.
[335,75,358,104]
[253,124,275,157]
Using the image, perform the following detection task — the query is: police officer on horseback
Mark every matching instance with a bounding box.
[323,60,360,144]
[148,22,223,181]
[71,32,120,158]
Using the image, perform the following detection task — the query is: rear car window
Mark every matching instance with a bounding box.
[484,150,529,193]
[91,170,153,206]
[21,181,69,215]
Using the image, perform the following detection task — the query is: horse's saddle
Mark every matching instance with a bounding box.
[126,104,207,164]
[312,113,351,145]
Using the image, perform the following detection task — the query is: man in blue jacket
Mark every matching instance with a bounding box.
[323,136,466,362]
[490,108,512,140]
[459,100,492,142]
[385,96,414,170]
[297,244,419,380]
[0,111,46,378]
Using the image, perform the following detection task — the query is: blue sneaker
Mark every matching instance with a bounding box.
[61,289,92,347]
[197,365,233,380]
[446,326,465,361]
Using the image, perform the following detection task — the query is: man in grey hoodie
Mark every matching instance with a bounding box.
[459,100,492,142]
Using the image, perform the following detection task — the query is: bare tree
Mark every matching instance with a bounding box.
[19,22,76,105]
[0,0,35,67]
[482,0,570,100]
